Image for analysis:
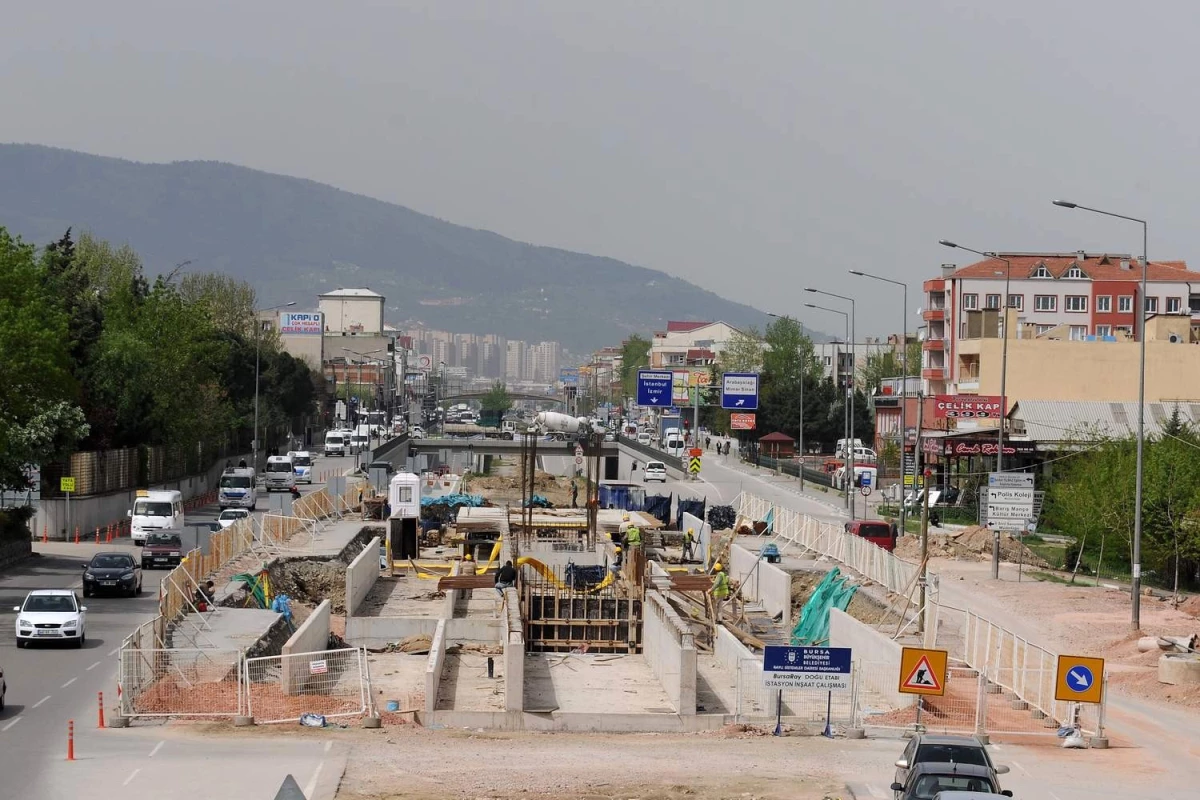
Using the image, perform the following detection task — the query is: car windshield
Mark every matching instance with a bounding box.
[24,594,77,612]
[292,455,312,466]
[911,773,994,799]
[266,462,291,473]
[326,435,344,444]
[92,554,134,568]
[220,475,251,488]
[915,745,990,768]
[146,534,181,546]
[220,510,246,520]
[133,500,172,516]
[857,523,892,539]
[647,462,665,470]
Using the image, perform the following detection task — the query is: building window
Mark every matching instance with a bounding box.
[1096,325,1112,337]
[1034,295,1057,312]
[1008,294,1023,311]
[984,294,1000,310]
[961,322,968,339]
[1118,295,1133,313]
[1167,297,1182,314]
[1064,266,1086,279]
[1069,325,1088,341]
[1145,296,1159,313]
[823,356,832,366]
[962,293,978,310]
[1065,295,1088,313]
[1036,324,1054,335]
[1115,325,1132,337]
[1096,295,1112,313]
[1031,265,1053,278]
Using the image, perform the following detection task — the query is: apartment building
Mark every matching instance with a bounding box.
[650,321,743,368]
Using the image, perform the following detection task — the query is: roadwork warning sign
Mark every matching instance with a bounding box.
[898,647,948,696]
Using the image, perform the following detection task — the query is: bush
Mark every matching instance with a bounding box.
[0,506,35,541]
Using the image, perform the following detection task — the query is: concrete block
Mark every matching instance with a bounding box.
[345,536,381,616]
[1090,736,1109,749]
[234,715,255,727]
[362,715,382,728]
[1010,699,1028,711]
[425,619,448,715]
[1158,653,1200,685]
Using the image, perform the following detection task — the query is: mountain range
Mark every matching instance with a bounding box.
[0,144,773,352]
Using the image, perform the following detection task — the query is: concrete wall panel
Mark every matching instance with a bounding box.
[345,536,380,616]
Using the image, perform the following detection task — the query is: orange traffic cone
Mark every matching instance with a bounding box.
[42,525,48,544]
[74,526,80,544]
[95,528,100,544]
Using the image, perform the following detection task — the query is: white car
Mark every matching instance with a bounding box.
[643,461,668,483]
[218,508,250,529]
[636,432,652,446]
[14,590,87,648]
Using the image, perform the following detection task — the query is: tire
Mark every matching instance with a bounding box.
[75,634,84,649]
[16,639,24,649]
[137,580,143,596]
[82,590,91,598]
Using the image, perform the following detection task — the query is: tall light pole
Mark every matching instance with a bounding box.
[253,301,296,470]
[805,303,852,513]
[806,288,858,519]
[1053,200,1148,631]
[768,313,807,489]
[850,271,910,534]
[940,241,1011,580]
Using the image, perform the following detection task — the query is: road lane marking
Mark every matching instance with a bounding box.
[86,661,101,670]
[1049,793,1062,800]
[304,761,325,799]
[123,768,141,786]
[2,717,21,732]
[149,741,164,758]
[324,741,332,754]
[32,696,50,709]
[1012,760,1030,776]
[865,784,884,798]
[62,678,77,688]
[109,647,119,655]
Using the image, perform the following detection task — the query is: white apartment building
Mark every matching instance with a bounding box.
[318,288,385,335]
[650,321,743,368]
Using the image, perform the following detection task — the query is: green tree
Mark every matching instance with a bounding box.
[757,315,820,445]
[480,380,513,413]
[619,334,651,399]
[719,326,763,373]
[179,273,259,337]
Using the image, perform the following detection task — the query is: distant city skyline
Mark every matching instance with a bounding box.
[401,325,566,384]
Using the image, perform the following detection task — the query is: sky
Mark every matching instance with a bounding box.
[2,0,1197,339]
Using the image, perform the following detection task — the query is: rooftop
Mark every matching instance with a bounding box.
[665,320,712,333]
[950,253,1197,283]
[319,287,384,298]
[1012,399,1200,442]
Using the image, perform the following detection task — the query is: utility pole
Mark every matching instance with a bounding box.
[916,393,928,634]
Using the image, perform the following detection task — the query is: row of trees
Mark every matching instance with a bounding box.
[1045,410,1200,593]
[0,227,319,491]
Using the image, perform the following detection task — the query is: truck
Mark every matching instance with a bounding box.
[533,411,586,435]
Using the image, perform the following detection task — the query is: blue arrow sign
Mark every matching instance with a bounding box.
[1065,665,1094,693]
[721,372,760,410]
[637,370,674,407]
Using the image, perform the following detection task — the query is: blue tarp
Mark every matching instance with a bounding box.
[677,498,706,530]
[524,495,552,508]
[421,494,484,507]
[599,484,646,511]
[643,494,672,527]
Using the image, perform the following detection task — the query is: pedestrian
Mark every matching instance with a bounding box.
[711,562,730,617]
[494,560,517,597]
[571,481,579,508]
[682,527,696,561]
[705,435,711,450]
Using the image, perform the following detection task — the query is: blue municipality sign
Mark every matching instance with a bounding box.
[559,368,579,386]
[636,370,674,407]
[762,646,852,691]
[721,372,760,410]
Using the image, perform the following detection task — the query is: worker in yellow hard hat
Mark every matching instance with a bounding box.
[683,527,696,562]
[711,562,730,616]
[612,545,624,571]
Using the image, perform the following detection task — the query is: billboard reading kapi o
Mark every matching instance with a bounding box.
[279,312,323,336]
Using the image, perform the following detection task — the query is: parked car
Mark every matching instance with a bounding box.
[931,793,1010,799]
[14,590,87,648]
[642,461,668,483]
[82,552,143,598]
[636,432,652,446]
[141,531,184,570]
[845,519,898,551]
[892,762,1009,800]
[218,508,250,529]
[894,735,1008,797]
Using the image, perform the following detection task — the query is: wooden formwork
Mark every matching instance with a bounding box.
[521,567,642,654]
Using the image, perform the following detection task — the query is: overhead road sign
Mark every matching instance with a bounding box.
[1055,654,1104,704]
[762,646,852,691]
[688,457,702,474]
[899,647,948,696]
[637,371,674,407]
[721,372,760,410]
[933,395,1005,419]
[730,413,756,430]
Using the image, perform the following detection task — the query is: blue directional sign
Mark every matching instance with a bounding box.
[1065,665,1093,693]
[636,370,674,407]
[762,646,852,691]
[1054,654,1104,703]
[721,372,760,410]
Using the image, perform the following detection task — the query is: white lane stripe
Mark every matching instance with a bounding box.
[1049,793,1062,800]
[1,717,21,732]
[62,677,77,688]
[323,741,332,754]
[304,761,325,799]
[86,661,101,671]
[123,768,141,786]
[865,784,885,798]
[149,741,164,758]
[109,647,119,656]
[1012,760,1030,776]
[32,696,50,709]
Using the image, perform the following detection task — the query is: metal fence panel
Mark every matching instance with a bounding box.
[856,662,982,735]
[119,648,242,717]
[244,647,369,724]
[735,657,857,732]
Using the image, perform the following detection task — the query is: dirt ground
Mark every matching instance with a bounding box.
[330,725,847,800]
[894,526,1048,569]
[930,558,1200,708]
[464,467,580,508]
[791,571,889,627]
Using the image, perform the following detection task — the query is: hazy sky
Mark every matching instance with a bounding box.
[3,1,1197,338]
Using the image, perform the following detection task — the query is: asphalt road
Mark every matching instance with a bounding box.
[0,453,355,800]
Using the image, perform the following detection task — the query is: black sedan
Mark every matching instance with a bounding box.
[82,552,144,598]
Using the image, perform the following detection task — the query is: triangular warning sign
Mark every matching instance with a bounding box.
[902,655,942,692]
[274,774,308,800]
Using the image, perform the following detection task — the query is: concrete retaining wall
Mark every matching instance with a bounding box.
[425,619,448,714]
[829,608,907,708]
[728,543,792,629]
[424,709,730,733]
[641,590,697,715]
[344,536,380,616]
[503,586,523,712]
[681,511,712,567]
[280,599,331,694]
[714,624,757,674]
[345,616,497,649]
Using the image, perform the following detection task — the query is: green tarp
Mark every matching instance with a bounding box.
[790,567,858,646]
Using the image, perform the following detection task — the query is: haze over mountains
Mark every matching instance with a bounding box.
[0,144,772,352]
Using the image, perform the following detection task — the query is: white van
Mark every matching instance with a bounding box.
[287,451,314,484]
[218,467,257,510]
[128,489,184,545]
[324,430,347,458]
[835,438,865,458]
[264,455,296,492]
[350,424,371,454]
[663,427,685,458]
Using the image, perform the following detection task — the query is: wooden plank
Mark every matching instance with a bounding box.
[437,575,495,590]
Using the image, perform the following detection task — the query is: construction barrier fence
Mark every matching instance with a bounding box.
[735,657,858,731]
[244,647,370,724]
[118,648,243,718]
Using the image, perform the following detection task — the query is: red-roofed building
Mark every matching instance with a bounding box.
[651,321,746,368]
[923,252,1200,396]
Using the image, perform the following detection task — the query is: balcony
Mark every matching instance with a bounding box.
[922,338,945,352]
[922,367,945,380]
[922,308,946,322]
[923,278,946,292]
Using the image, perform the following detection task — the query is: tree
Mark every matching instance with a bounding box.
[719,326,763,373]
[480,380,513,413]
[619,334,651,399]
[857,340,922,394]
[179,273,259,337]
[757,315,820,446]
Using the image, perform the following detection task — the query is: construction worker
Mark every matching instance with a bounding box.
[611,545,623,572]
[683,527,696,561]
[624,519,642,549]
[711,562,730,616]
[462,552,473,575]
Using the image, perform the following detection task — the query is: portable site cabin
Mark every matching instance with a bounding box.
[387,472,421,564]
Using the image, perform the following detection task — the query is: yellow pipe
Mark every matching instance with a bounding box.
[515,556,616,593]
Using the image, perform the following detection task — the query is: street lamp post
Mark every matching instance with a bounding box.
[805,303,852,513]
[253,301,296,471]
[768,313,807,490]
[850,271,910,536]
[1053,200,1148,631]
[939,241,1012,580]
[806,288,858,520]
